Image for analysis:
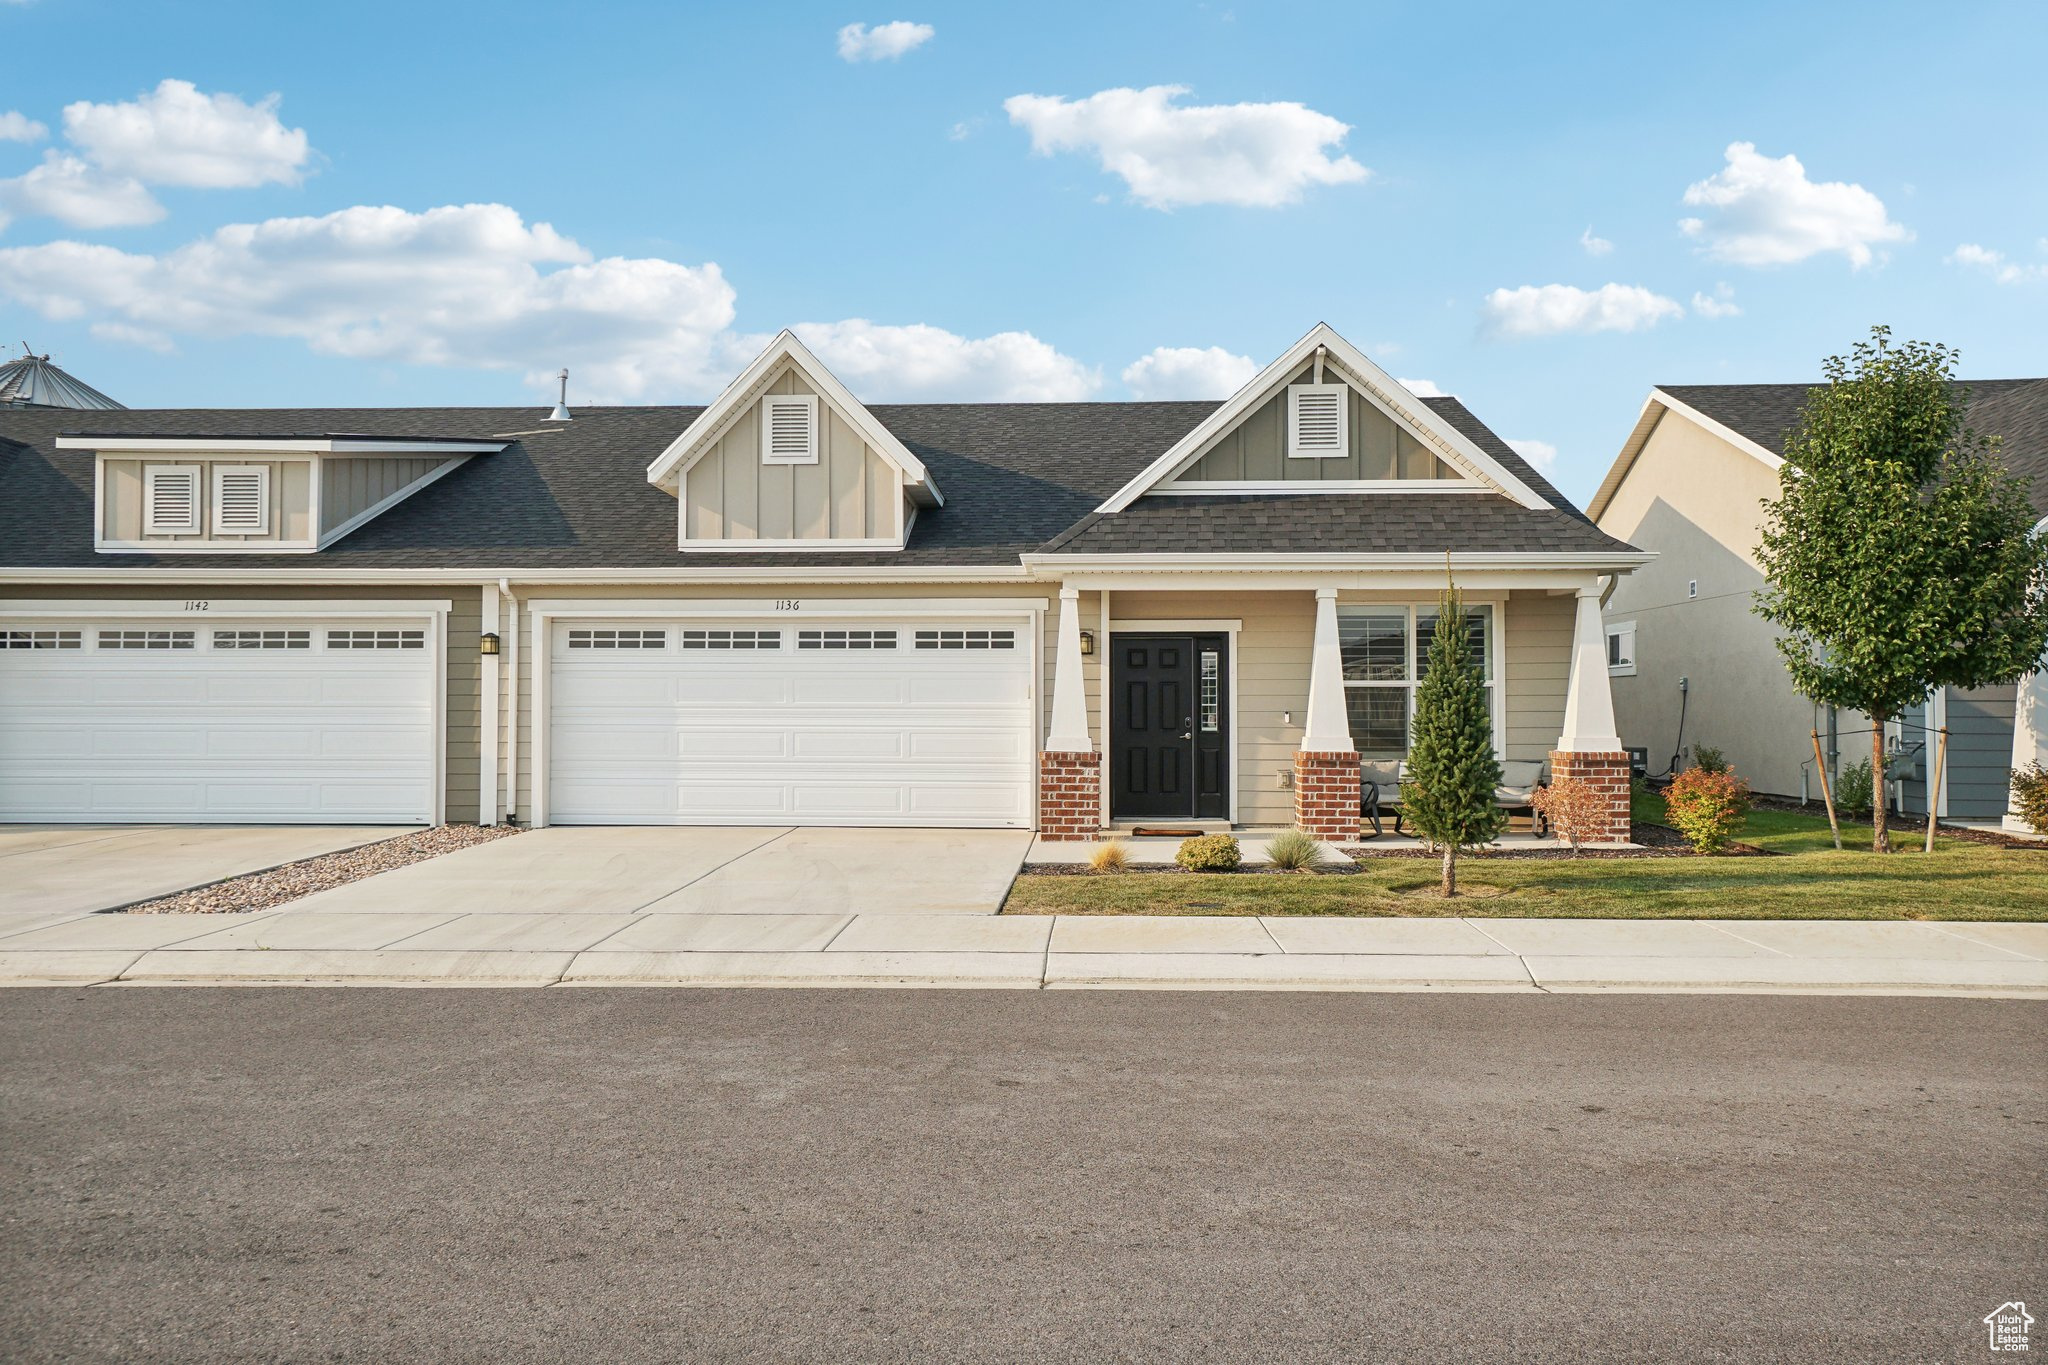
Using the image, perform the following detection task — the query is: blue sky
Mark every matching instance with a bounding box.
[1,0,2042,501]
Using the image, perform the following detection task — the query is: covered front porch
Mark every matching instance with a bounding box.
[1029,566,1632,844]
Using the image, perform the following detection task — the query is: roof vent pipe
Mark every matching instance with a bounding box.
[547,368,572,423]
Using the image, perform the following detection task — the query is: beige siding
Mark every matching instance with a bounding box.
[4,583,482,822]
[101,456,315,545]
[682,368,902,542]
[1177,362,1454,483]
[1597,410,1817,795]
[1502,590,1572,764]
[320,456,455,536]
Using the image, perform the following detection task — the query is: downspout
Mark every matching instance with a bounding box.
[499,577,520,824]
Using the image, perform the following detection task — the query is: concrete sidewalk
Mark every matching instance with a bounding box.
[0,909,2042,995]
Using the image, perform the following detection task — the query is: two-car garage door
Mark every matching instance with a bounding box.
[0,615,437,824]
[545,617,1034,827]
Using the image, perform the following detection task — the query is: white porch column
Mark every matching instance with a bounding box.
[1301,587,1354,753]
[2008,655,2048,832]
[1557,587,1623,753]
[1044,586,1093,753]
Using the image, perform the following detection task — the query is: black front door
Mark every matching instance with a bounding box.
[1110,633,1228,820]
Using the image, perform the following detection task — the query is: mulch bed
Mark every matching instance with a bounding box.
[122,824,522,915]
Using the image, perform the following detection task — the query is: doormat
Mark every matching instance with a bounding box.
[1128,827,1205,838]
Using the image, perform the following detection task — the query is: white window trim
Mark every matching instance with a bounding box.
[211,464,272,537]
[1287,383,1350,460]
[759,392,821,465]
[1336,601,1505,759]
[143,465,201,536]
[1606,620,1637,677]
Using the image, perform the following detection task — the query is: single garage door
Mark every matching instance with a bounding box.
[0,616,437,824]
[546,617,1035,826]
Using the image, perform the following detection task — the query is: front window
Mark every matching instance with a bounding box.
[1338,604,1494,757]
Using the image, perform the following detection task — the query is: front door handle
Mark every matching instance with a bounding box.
[1179,716,1193,740]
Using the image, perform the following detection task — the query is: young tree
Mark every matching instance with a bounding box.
[1402,582,1505,894]
[1755,327,2048,851]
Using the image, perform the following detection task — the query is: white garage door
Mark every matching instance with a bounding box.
[546,618,1035,826]
[0,617,437,824]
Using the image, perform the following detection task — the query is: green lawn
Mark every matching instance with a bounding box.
[1002,797,2047,921]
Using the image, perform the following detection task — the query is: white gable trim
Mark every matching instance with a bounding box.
[1097,323,1552,514]
[645,330,941,507]
[1585,388,1786,524]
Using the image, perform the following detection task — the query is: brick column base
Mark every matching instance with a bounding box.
[1548,750,1633,843]
[1038,751,1102,840]
[1294,750,1362,844]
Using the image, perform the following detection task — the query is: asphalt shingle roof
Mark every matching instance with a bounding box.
[0,394,1628,570]
[1660,379,2048,517]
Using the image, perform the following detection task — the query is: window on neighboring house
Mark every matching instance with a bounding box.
[1337,604,1494,756]
[760,393,820,465]
[1286,383,1349,459]
[211,465,271,536]
[143,466,201,535]
[1606,623,1637,676]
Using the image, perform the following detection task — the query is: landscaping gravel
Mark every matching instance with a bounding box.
[122,825,521,915]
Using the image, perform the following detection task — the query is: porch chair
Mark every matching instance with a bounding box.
[1359,759,1406,837]
[1494,759,1549,835]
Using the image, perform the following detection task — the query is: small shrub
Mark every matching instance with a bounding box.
[1833,757,1875,816]
[1264,827,1321,871]
[1691,744,1729,774]
[1175,833,1241,872]
[1664,765,1753,853]
[1088,839,1130,873]
[1530,776,1606,853]
[2012,763,2048,835]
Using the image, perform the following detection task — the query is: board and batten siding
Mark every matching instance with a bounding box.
[683,369,901,542]
[1944,683,2018,820]
[2,583,482,823]
[1175,363,1455,484]
[100,457,315,545]
[319,457,458,537]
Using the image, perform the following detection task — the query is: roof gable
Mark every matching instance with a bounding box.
[1097,323,1551,514]
[645,330,940,507]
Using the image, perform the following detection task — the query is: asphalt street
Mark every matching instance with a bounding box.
[2,988,2041,1363]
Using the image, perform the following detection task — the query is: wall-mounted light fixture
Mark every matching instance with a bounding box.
[480,632,501,656]
[1079,629,1095,656]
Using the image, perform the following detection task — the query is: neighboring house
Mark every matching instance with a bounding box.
[1589,378,2048,829]
[0,324,1648,842]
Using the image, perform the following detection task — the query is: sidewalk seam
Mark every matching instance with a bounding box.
[1705,924,1793,957]
[1925,923,2043,962]
[622,827,797,913]
[1459,919,1549,993]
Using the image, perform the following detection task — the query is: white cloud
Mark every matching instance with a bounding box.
[0,111,47,142]
[90,320,176,353]
[1003,84,1367,210]
[1948,242,2047,285]
[791,319,1097,401]
[0,152,162,230]
[1121,345,1255,399]
[1679,141,1909,268]
[1579,226,1613,256]
[1506,438,1558,474]
[0,201,1096,404]
[61,79,310,189]
[1480,283,1684,339]
[1396,377,1448,397]
[947,118,980,142]
[1691,283,1741,318]
[836,21,934,62]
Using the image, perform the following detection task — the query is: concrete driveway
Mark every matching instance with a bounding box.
[275,826,1034,917]
[0,825,404,926]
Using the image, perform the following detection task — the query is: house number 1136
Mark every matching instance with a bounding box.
[772,600,801,611]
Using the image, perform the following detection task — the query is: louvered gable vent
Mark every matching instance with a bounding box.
[143,466,201,535]
[1288,383,1349,459]
[212,465,271,535]
[760,393,820,465]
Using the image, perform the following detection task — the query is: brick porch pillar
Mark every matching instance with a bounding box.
[1038,751,1102,841]
[1547,749,1633,842]
[1295,750,1362,843]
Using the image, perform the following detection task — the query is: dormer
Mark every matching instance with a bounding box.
[60,433,508,555]
[1097,323,1552,512]
[646,331,942,552]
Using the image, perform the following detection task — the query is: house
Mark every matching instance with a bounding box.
[1588,378,2048,829]
[0,324,1649,842]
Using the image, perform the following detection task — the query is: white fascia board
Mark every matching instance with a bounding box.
[1094,322,1552,514]
[644,329,941,506]
[0,598,451,617]
[0,565,1035,585]
[57,436,509,455]
[1144,482,1496,496]
[1584,389,1786,525]
[1020,550,1655,573]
